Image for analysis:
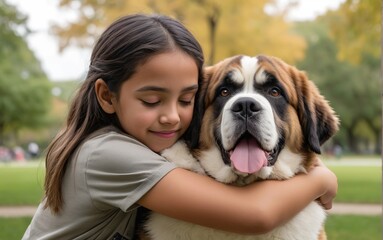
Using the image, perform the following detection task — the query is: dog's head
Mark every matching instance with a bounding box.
[192,55,339,183]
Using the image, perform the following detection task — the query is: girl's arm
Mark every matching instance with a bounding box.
[138,164,337,235]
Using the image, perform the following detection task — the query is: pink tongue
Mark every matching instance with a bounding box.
[230,138,268,174]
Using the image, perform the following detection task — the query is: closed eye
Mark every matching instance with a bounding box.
[179,100,193,106]
[141,100,160,107]
[179,92,196,106]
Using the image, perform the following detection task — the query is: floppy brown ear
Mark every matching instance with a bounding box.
[291,68,339,154]
[184,66,213,149]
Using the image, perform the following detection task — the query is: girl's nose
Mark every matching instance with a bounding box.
[159,104,180,125]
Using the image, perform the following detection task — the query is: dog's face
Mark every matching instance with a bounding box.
[193,55,339,183]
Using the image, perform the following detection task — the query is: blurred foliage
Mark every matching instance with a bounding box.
[17,80,80,151]
[0,0,52,146]
[326,0,380,63]
[53,0,306,65]
[0,0,380,154]
[52,80,82,102]
[295,19,381,154]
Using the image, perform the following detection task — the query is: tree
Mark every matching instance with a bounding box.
[53,0,306,65]
[0,0,52,146]
[295,21,381,154]
[327,0,380,63]
[325,0,381,154]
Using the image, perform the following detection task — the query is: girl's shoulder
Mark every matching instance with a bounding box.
[76,125,168,171]
[85,126,145,150]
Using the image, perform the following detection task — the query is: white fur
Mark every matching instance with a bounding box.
[161,141,205,175]
[263,148,307,180]
[198,146,238,183]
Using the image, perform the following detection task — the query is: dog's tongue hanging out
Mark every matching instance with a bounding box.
[230,138,268,173]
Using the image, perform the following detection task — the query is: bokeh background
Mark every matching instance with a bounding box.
[0,0,381,239]
[0,0,380,157]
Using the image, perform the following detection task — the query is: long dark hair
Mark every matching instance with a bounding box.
[44,14,204,213]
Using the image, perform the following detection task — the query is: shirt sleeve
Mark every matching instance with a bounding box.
[83,131,176,212]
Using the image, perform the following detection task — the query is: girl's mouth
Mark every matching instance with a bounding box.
[151,130,179,138]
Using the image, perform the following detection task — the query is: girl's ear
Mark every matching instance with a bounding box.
[95,79,116,114]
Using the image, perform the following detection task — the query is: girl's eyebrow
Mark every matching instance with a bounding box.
[137,84,198,93]
[136,86,167,92]
[182,84,199,92]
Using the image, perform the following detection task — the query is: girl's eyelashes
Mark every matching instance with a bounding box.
[139,92,196,107]
[141,99,193,107]
[141,100,160,107]
[179,100,193,106]
[139,95,161,107]
[179,92,196,106]
[179,94,196,106]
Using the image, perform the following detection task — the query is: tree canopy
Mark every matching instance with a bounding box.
[327,0,380,63]
[1,0,380,154]
[296,17,380,153]
[53,0,306,65]
[0,0,52,145]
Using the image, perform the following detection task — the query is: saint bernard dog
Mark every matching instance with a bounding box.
[140,54,339,240]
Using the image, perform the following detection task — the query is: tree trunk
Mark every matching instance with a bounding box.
[0,122,4,146]
[206,6,220,65]
[364,119,382,154]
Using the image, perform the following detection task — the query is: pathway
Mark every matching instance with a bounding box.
[0,203,381,217]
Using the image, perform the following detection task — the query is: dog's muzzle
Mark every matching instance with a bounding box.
[227,97,270,174]
[231,97,262,119]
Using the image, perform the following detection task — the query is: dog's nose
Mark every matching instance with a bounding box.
[231,97,262,118]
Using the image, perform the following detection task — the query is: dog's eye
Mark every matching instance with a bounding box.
[269,87,281,97]
[220,88,230,97]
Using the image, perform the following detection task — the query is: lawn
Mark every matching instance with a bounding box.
[0,215,381,240]
[0,217,31,239]
[0,161,45,205]
[0,158,381,239]
[0,158,381,205]
[325,215,381,240]
[328,165,381,203]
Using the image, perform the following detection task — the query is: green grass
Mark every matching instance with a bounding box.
[328,165,381,203]
[0,158,381,239]
[0,217,31,240]
[0,215,380,240]
[0,158,381,205]
[0,162,45,205]
[325,215,382,240]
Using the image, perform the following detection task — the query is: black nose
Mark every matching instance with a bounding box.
[231,97,262,118]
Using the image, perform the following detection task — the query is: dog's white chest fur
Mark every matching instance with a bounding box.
[144,141,326,240]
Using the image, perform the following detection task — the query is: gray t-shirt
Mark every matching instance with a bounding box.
[22,126,176,240]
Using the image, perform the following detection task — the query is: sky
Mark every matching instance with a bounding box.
[6,0,345,81]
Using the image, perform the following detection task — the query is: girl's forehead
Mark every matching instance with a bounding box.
[146,50,195,64]
[119,51,198,91]
[134,51,198,75]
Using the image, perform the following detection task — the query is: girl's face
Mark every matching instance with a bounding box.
[112,51,199,153]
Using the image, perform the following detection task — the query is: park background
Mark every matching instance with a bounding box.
[0,0,381,239]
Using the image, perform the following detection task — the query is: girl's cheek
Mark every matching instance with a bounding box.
[184,109,194,125]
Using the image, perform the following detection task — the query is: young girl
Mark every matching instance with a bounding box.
[23,14,337,239]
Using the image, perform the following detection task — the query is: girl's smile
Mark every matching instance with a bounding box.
[150,130,180,139]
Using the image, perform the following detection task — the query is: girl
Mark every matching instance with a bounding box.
[23,14,337,239]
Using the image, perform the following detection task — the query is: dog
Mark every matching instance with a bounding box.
[140,54,339,240]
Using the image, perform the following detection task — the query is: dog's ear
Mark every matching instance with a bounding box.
[289,67,339,154]
[184,67,213,149]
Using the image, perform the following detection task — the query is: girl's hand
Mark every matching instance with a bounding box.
[309,158,338,210]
